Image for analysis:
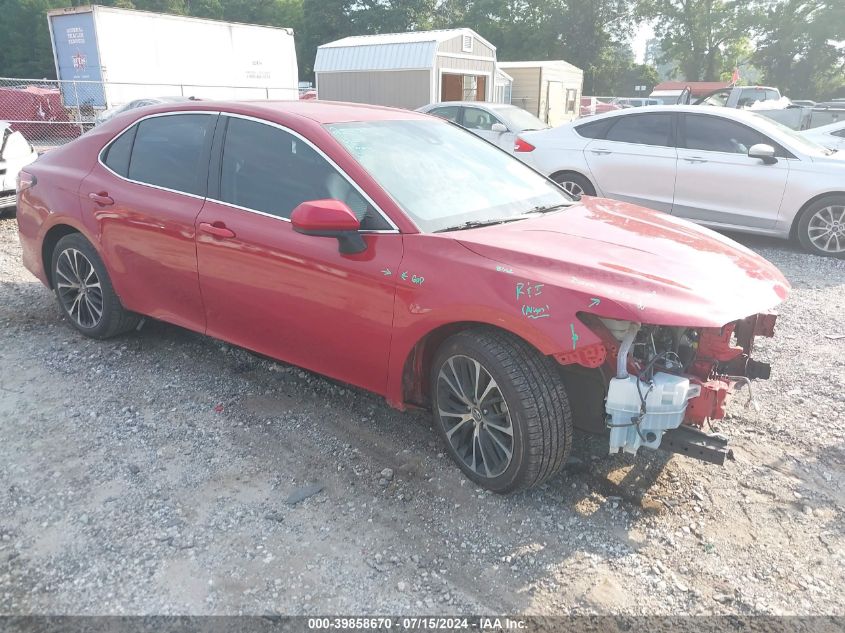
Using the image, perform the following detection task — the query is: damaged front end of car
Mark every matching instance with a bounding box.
[555,312,779,465]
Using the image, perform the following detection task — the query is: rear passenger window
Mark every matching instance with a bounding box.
[219,117,389,230]
[605,113,673,146]
[103,125,136,177]
[127,114,214,195]
[574,118,614,139]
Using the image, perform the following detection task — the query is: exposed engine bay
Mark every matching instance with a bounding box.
[556,313,778,464]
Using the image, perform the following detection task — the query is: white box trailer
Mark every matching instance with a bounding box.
[47,5,298,111]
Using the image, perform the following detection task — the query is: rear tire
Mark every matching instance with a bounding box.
[551,172,596,199]
[51,233,141,339]
[431,328,572,494]
[796,195,845,258]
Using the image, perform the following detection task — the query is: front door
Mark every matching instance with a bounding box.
[672,113,789,229]
[583,112,678,212]
[195,115,403,394]
[461,106,514,151]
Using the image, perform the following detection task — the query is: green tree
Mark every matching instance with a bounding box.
[749,0,845,99]
[637,0,751,81]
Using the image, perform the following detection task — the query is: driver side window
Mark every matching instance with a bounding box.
[683,114,779,155]
[462,107,500,131]
[219,117,389,230]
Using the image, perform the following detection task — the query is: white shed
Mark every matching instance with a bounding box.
[315,29,498,109]
[497,60,584,126]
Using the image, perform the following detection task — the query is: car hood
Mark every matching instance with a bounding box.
[809,150,845,166]
[454,196,790,327]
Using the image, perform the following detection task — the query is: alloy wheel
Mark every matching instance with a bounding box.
[807,204,845,254]
[558,180,584,198]
[55,248,104,328]
[436,355,514,478]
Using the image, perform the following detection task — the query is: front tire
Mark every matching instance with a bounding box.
[51,233,140,339]
[796,196,845,258]
[431,329,572,494]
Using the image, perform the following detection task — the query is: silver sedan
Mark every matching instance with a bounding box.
[417,101,548,151]
[514,105,845,257]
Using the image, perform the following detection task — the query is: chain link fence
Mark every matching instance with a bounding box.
[0,77,300,150]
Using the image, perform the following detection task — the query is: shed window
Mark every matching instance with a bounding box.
[462,34,473,52]
[565,89,577,114]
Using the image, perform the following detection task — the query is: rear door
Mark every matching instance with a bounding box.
[80,112,217,331]
[672,113,789,229]
[582,112,678,212]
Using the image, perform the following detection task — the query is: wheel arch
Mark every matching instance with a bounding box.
[42,224,82,289]
[398,320,607,423]
[789,191,845,240]
[400,322,534,409]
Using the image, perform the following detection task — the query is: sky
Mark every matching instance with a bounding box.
[632,22,655,63]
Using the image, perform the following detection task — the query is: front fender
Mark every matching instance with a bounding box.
[384,235,632,407]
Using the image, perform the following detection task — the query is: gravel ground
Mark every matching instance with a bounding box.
[0,213,843,616]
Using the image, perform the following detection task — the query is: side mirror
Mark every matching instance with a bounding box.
[491,122,508,133]
[748,143,777,164]
[291,199,366,254]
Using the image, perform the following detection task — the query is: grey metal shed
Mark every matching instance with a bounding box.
[497,60,584,126]
[314,29,497,109]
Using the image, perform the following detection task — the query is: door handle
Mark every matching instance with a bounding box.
[88,192,114,206]
[684,157,708,164]
[198,221,236,239]
[590,148,612,155]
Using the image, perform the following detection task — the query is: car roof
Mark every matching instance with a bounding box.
[136,99,431,125]
[573,104,781,126]
[424,101,518,110]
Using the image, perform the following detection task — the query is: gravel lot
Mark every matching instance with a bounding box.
[0,212,843,616]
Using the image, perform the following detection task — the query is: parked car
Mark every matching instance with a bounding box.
[612,97,661,108]
[417,101,548,150]
[94,96,194,126]
[18,101,788,493]
[802,120,845,151]
[696,86,782,108]
[513,105,845,257]
[0,122,38,213]
[580,96,622,117]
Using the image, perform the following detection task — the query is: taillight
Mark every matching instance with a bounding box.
[514,137,535,152]
[16,170,36,193]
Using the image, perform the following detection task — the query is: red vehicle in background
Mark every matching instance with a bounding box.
[0,85,79,142]
[16,101,788,493]
[579,96,622,117]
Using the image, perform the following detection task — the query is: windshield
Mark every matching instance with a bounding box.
[494,106,550,132]
[746,112,837,156]
[327,120,573,233]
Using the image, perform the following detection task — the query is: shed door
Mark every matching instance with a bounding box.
[442,74,463,101]
[440,74,487,101]
[546,81,565,126]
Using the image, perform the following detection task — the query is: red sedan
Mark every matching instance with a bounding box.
[17,101,789,493]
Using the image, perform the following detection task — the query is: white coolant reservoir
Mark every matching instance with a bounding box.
[606,372,700,454]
